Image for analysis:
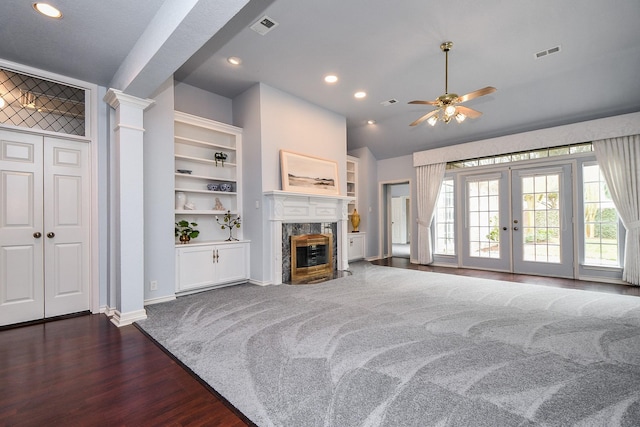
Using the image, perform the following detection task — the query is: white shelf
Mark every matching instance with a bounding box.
[175,187,237,195]
[174,135,237,151]
[175,210,239,215]
[175,172,235,182]
[175,154,236,167]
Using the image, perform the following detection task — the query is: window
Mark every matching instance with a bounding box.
[434,178,455,255]
[582,163,619,266]
[0,67,86,136]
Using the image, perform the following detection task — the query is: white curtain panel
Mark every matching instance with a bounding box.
[593,134,640,286]
[416,162,446,264]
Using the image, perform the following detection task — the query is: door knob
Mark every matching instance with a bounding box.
[502,227,507,231]
[33,232,42,238]
[47,232,55,238]
[513,227,519,231]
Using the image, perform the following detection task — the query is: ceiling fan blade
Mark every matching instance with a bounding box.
[456,105,483,119]
[410,109,438,127]
[408,100,438,105]
[457,86,497,103]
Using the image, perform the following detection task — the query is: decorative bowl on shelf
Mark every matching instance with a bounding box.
[219,183,233,192]
[177,169,192,174]
[207,183,219,191]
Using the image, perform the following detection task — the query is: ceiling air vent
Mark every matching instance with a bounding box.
[535,45,561,59]
[380,99,398,106]
[250,16,279,35]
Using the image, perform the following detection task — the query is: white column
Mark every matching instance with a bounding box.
[104,89,154,327]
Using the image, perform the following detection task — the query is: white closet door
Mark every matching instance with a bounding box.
[0,131,44,325]
[43,137,90,318]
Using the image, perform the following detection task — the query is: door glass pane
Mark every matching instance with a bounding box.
[521,173,561,263]
[468,178,500,258]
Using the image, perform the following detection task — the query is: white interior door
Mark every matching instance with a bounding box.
[0,131,89,326]
[0,131,45,325]
[43,137,90,317]
[391,197,407,243]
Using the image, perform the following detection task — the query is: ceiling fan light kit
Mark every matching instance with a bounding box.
[409,41,496,127]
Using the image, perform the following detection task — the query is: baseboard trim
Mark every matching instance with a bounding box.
[248,279,273,286]
[144,295,176,306]
[110,309,147,327]
[104,305,116,317]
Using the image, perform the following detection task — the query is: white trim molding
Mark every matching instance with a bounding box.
[413,112,640,167]
[110,309,148,327]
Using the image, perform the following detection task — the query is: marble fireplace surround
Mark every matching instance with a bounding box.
[264,191,352,285]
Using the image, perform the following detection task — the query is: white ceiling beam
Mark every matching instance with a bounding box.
[109,0,251,98]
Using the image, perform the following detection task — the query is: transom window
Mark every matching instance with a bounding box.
[0,67,86,136]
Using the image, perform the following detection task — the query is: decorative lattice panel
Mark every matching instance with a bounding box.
[0,68,85,136]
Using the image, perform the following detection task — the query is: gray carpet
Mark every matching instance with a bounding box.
[137,262,640,426]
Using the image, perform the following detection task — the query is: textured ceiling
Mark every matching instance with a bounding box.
[1,0,639,160]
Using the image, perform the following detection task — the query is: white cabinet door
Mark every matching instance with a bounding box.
[216,243,249,284]
[176,241,249,292]
[176,245,216,292]
[0,132,44,325]
[348,233,365,261]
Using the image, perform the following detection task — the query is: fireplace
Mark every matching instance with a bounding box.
[291,234,333,283]
[264,191,352,285]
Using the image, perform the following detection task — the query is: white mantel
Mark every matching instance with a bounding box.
[264,191,353,285]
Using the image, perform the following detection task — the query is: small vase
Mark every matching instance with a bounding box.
[179,234,190,244]
[350,209,360,232]
[175,192,187,210]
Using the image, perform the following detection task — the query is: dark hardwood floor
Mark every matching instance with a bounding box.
[0,314,251,427]
[371,257,640,297]
[2,259,638,427]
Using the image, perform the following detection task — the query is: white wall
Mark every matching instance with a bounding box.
[259,84,347,193]
[174,81,233,124]
[233,84,266,283]
[143,77,176,302]
[233,83,348,284]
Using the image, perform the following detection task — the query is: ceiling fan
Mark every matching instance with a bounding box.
[409,41,496,127]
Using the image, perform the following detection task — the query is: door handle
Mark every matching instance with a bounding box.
[502,227,507,231]
[47,232,55,238]
[34,232,42,238]
[513,227,519,231]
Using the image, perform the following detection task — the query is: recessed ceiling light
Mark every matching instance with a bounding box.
[227,56,242,65]
[324,75,338,83]
[33,3,62,19]
[0,96,5,109]
[354,91,367,99]
[367,120,376,125]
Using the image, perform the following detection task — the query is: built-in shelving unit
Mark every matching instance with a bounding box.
[174,111,243,234]
[174,111,249,293]
[346,155,358,221]
[346,155,365,260]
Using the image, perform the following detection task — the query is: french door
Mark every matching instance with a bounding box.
[461,164,574,278]
[0,130,90,326]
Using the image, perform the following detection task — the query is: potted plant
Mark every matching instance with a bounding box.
[175,220,199,244]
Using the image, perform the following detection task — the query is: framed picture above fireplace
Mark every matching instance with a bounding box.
[280,150,340,195]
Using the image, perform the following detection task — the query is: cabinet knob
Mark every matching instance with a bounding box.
[33,232,42,238]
